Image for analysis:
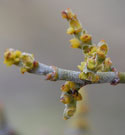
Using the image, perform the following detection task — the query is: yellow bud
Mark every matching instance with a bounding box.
[60,94,71,104]
[77,62,86,72]
[61,81,70,92]
[66,27,75,35]
[70,38,81,48]
[4,49,22,66]
[90,46,97,54]
[69,81,76,90]
[13,50,22,64]
[20,67,27,74]
[74,92,82,101]
[104,57,112,71]
[97,40,108,55]
[14,50,22,58]
[87,58,96,70]
[21,53,34,73]
[104,57,112,66]
[91,74,100,82]
[79,72,88,80]
[61,8,75,20]
[67,108,75,116]
[70,20,82,34]
[80,34,92,44]
[97,46,106,60]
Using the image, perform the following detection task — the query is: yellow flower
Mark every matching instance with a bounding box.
[75,93,82,101]
[68,81,77,90]
[87,58,96,70]
[70,38,81,48]
[80,34,92,44]
[79,72,99,82]
[61,8,75,20]
[79,72,88,80]
[4,49,22,66]
[104,57,112,71]
[13,50,22,64]
[61,83,70,92]
[66,27,75,35]
[20,53,35,73]
[97,40,108,58]
[77,62,86,72]
[70,20,82,34]
[60,93,71,104]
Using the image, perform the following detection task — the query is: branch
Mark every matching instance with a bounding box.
[29,62,125,85]
[4,48,124,85]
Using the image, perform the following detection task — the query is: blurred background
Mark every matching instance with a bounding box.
[0,0,125,135]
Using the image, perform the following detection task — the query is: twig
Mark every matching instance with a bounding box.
[29,62,124,85]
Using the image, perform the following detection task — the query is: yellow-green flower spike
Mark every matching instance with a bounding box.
[4,49,38,74]
[4,49,22,66]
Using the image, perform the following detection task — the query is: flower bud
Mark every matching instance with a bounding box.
[77,62,86,72]
[67,27,75,35]
[70,38,81,48]
[87,58,96,70]
[80,34,92,44]
[60,93,71,104]
[104,57,112,71]
[4,49,22,66]
[63,101,76,120]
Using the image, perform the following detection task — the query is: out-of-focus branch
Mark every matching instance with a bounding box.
[0,104,18,135]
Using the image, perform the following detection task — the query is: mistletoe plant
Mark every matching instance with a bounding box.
[3,8,125,120]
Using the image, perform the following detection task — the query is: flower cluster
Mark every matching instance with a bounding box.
[4,49,38,74]
[62,8,113,83]
[61,8,114,119]
[60,81,82,120]
[78,40,113,82]
[62,8,92,49]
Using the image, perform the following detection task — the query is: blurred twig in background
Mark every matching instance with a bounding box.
[0,104,18,135]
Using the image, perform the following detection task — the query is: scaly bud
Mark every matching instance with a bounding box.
[67,27,75,35]
[80,34,92,44]
[97,40,108,59]
[87,58,96,70]
[63,101,76,120]
[4,49,22,66]
[60,93,72,104]
[70,38,81,48]
[77,62,86,72]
